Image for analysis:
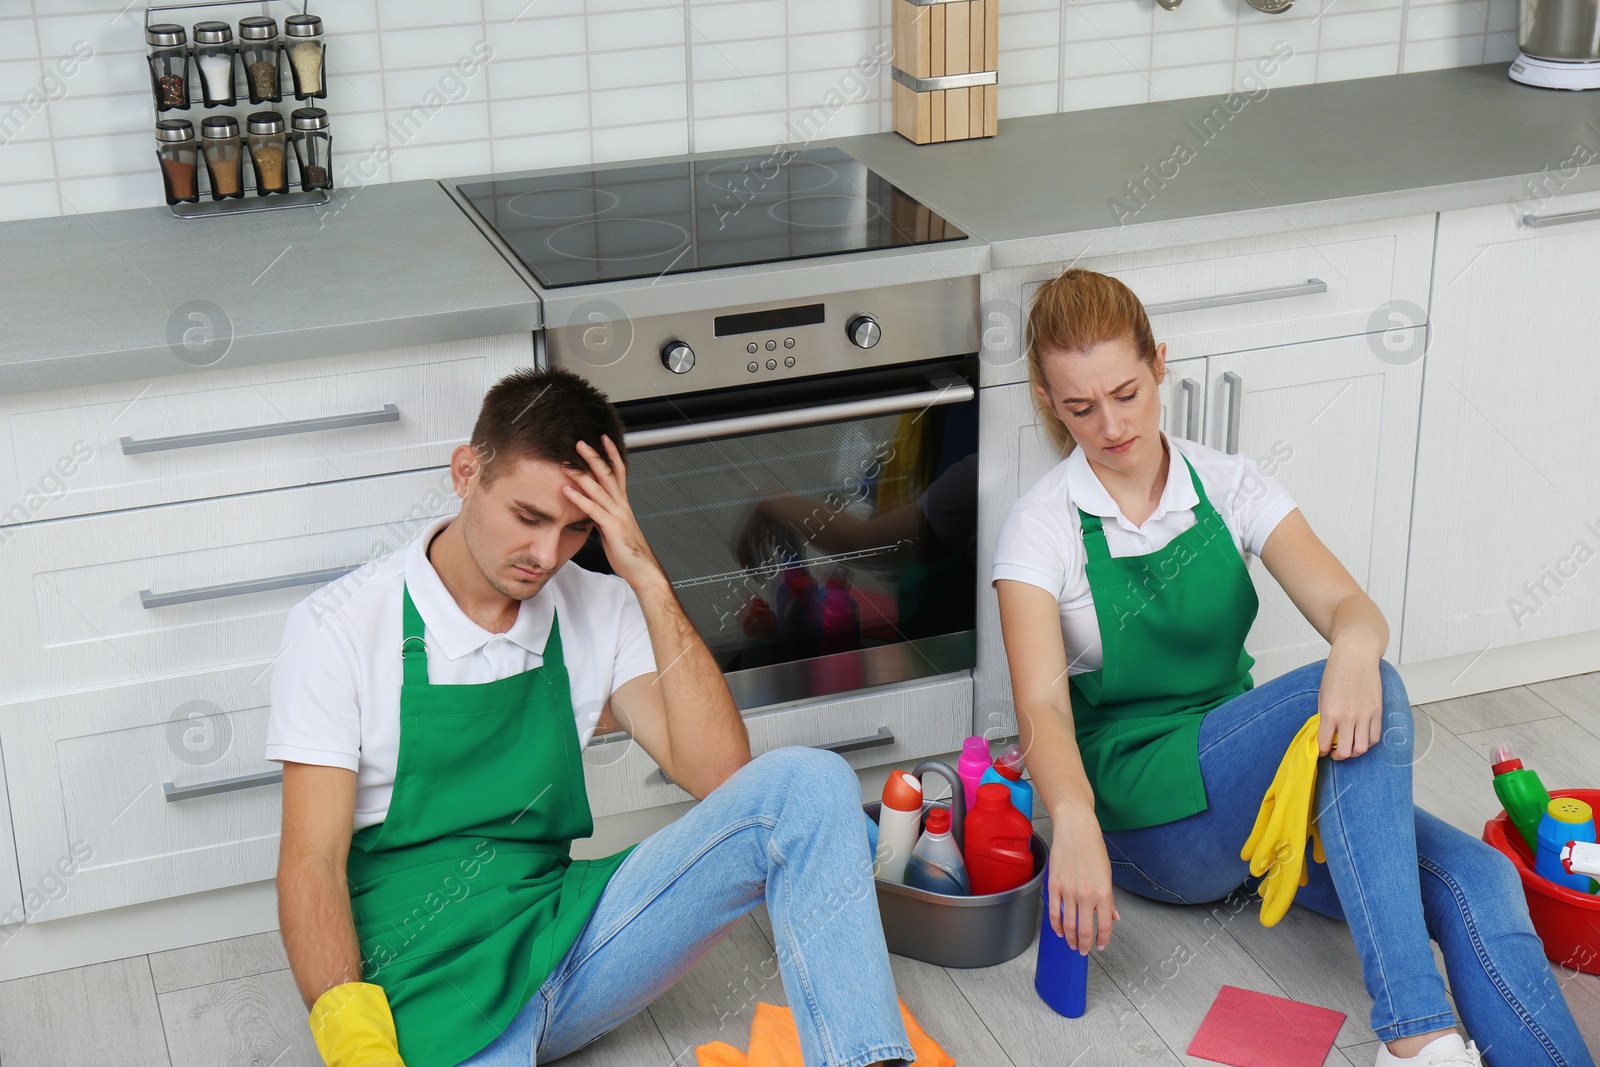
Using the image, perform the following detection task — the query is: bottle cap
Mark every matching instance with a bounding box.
[284,13,324,37]
[924,807,951,835]
[962,736,991,761]
[881,770,923,812]
[155,118,195,143]
[977,782,1012,807]
[1490,742,1524,775]
[246,111,285,136]
[238,16,278,40]
[1546,797,1594,825]
[193,21,233,44]
[290,106,330,131]
[997,743,1026,773]
[146,23,186,47]
[200,115,240,139]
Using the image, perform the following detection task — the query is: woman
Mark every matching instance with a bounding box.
[992,269,1594,1067]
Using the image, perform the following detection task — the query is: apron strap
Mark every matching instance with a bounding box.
[401,583,429,687]
[1076,452,1214,564]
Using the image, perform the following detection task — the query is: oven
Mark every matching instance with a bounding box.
[554,279,980,711]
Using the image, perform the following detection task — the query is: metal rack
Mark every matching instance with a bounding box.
[145,0,330,219]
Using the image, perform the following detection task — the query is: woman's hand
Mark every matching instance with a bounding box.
[1314,641,1386,759]
[1046,805,1120,953]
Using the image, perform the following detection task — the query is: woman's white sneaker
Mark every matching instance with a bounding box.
[1373,1033,1482,1066]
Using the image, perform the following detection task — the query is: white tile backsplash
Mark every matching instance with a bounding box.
[0,0,1524,222]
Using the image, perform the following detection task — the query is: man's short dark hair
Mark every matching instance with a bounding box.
[470,366,627,488]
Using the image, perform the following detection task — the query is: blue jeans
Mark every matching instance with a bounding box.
[451,746,913,1067]
[1100,658,1595,1067]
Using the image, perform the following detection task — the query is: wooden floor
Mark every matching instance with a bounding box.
[2,673,1598,1066]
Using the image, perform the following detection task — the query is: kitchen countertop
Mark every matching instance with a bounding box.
[827,63,1600,268]
[0,179,540,394]
[7,62,1600,394]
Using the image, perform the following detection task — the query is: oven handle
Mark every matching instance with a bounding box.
[624,371,975,450]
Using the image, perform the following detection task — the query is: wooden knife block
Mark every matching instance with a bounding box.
[891,0,999,144]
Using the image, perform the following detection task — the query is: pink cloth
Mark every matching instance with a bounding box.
[1187,985,1346,1067]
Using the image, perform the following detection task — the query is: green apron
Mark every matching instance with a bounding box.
[346,584,637,1067]
[1067,452,1260,831]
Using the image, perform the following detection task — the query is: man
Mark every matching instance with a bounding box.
[266,367,916,1067]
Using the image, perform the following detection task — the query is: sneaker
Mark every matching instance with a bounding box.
[1373,1033,1482,1066]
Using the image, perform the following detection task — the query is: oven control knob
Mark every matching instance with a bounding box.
[661,341,696,374]
[847,315,881,349]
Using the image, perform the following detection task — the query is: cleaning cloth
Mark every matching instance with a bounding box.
[695,997,954,1067]
[1187,985,1345,1067]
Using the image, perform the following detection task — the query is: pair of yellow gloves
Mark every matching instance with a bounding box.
[1240,714,1328,927]
[308,982,405,1067]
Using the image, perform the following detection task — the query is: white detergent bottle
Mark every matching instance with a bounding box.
[904,806,971,895]
[875,769,924,883]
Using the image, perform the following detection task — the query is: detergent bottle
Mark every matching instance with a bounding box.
[979,743,1035,819]
[903,807,970,895]
[957,736,991,811]
[818,568,860,655]
[964,783,1034,894]
[1491,742,1552,853]
[1536,796,1599,893]
[1035,858,1089,1018]
[874,770,924,884]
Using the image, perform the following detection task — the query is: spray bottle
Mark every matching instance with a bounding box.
[1490,742,1552,853]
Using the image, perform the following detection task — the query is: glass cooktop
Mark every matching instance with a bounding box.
[455,147,967,288]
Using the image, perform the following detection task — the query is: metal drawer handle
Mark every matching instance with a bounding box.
[1521,207,1600,228]
[626,373,972,450]
[1222,371,1244,455]
[1180,377,1201,441]
[164,770,283,803]
[891,67,998,93]
[121,403,400,455]
[649,726,897,786]
[140,563,365,609]
[1144,278,1326,317]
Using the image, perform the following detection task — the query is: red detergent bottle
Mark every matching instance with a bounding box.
[964,782,1035,894]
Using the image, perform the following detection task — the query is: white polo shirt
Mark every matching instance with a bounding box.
[265,515,659,831]
[991,430,1297,675]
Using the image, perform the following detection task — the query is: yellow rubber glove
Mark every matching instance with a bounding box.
[1240,714,1327,927]
[308,981,407,1067]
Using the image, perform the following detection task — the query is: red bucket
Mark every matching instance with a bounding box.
[1482,787,1600,975]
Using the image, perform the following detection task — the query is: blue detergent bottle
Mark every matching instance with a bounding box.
[1035,858,1090,1018]
[903,806,970,895]
[979,743,1035,819]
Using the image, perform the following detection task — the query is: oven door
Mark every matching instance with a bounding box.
[573,356,978,712]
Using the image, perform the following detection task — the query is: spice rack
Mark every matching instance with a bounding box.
[145,0,331,219]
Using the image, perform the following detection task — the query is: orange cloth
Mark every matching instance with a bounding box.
[695,997,954,1067]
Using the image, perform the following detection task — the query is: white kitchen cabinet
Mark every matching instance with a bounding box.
[1403,193,1600,662]
[0,746,25,926]
[0,466,458,704]
[976,329,1423,735]
[1158,355,1208,442]
[0,662,280,921]
[0,334,531,526]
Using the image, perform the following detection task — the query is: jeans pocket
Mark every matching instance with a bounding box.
[1109,860,1192,905]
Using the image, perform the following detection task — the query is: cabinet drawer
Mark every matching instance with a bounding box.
[583,673,973,818]
[0,466,457,703]
[1022,216,1434,363]
[0,334,530,525]
[0,663,279,921]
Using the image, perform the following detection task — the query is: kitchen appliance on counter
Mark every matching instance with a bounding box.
[445,147,982,723]
[1510,0,1600,89]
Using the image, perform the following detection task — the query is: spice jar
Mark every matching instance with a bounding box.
[237,16,282,105]
[284,14,326,100]
[289,107,333,191]
[156,119,199,205]
[192,21,237,107]
[146,23,190,112]
[246,111,289,195]
[200,115,245,199]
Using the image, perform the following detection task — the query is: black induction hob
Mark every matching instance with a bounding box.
[455,147,966,289]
